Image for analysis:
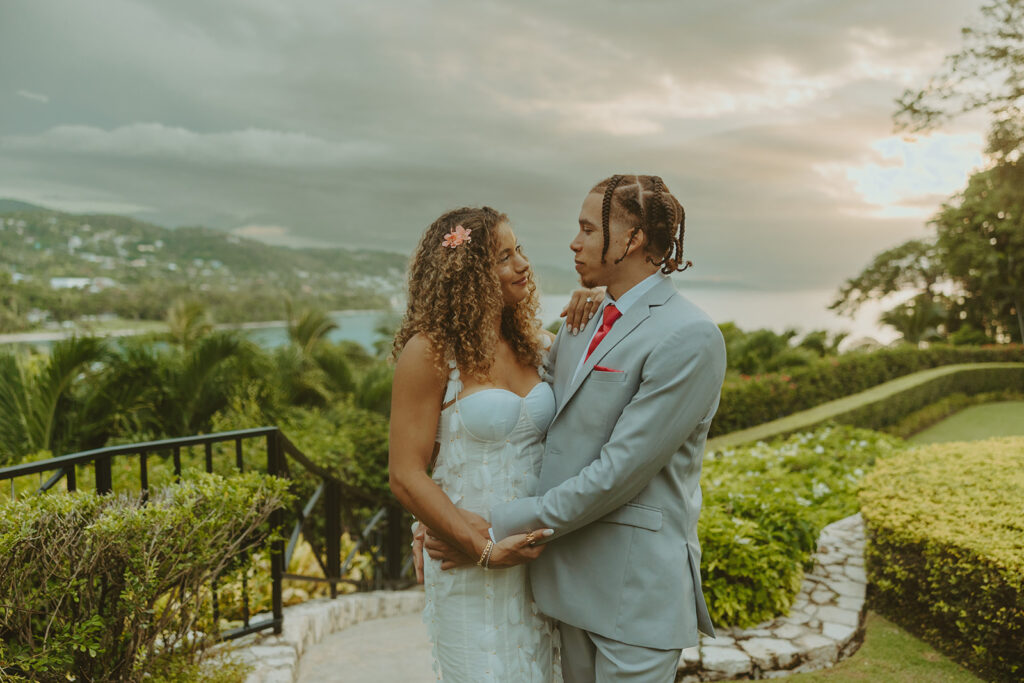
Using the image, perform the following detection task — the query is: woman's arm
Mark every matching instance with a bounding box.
[389,333,550,569]
[388,334,488,559]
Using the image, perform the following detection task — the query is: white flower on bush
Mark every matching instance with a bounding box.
[812,481,832,498]
[814,445,825,455]
[795,495,812,506]
[733,536,752,545]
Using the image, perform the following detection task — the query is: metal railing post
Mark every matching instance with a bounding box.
[325,479,341,599]
[267,431,284,635]
[386,504,404,583]
[95,455,112,494]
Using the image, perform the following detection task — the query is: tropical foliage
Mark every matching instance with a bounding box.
[0,300,395,468]
[700,425,902,627]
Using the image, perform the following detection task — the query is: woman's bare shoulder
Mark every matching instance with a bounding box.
[394,333,445,383]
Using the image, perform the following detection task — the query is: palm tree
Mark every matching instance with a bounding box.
[287,305,338,355]
[277,305,355,406]
[164,298,214,350]
[0,337,107,463]
[879,294,947,345]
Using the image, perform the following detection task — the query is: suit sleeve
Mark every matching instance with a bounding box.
[541,324,564,384]
[491,318,726,540]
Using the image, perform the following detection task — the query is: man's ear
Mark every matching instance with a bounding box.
[625,226,648,256]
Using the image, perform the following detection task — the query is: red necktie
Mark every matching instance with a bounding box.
[585,304,622,360]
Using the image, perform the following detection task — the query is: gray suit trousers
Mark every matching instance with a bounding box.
[559,622,680,683]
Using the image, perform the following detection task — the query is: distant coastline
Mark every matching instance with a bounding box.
[0,308,394,347]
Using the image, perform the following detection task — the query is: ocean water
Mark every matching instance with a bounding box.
[1,287,895,353]
[308,288,895,352]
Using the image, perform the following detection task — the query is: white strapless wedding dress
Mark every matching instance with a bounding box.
[422,357,560,682]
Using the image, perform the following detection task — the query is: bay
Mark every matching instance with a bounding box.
[0,287,896,353]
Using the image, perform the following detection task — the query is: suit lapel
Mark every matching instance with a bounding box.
[553,277,676,420]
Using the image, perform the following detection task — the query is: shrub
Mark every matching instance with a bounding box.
[0,472,292,682]
[860,438,1024,682]
[712,344,1024,436]
[829,364,1024,432]
[709,362,1024,450]
[700,425,902,626]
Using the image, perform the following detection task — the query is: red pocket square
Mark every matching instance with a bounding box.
[594,365,623,373]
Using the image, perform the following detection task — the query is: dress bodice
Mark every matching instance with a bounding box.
[431,356,555,516]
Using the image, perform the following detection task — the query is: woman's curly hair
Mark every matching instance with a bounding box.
[393,206,543,381]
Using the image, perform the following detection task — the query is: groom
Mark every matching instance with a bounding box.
[433,174,726,682]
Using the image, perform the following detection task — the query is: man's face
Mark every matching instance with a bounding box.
[571,191,628,288]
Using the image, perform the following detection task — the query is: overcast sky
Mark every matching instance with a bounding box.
[0,0,990,293]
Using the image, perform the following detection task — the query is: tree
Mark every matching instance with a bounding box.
[834,2,1024,343]
[932,161,1024,341]
[877,293,948,345]
[830,240,946,316]
[164,298,213,350]
[895,0,1024,137]
[0,337,107,462]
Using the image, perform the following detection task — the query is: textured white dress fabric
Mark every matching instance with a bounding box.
[422,353,561,682]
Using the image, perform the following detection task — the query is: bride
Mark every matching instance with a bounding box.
[388,206,600,681]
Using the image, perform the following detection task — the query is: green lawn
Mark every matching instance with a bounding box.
[705,363,1024,451]
[908,401,1024,445]
[788,612,981,682]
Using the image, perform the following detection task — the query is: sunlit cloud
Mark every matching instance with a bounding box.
[814,133,985,219]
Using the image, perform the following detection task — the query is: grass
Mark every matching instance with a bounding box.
[788,612,981,682]
[706,363,1024,450]
[908,400,1024,444]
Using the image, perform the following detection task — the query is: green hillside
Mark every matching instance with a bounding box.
[0,199,50,213]
[0,204,409,332]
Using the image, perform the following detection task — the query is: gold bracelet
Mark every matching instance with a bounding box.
[483,542,493,570]
[476,540,494,568]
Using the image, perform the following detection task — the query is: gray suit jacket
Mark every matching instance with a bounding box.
[491,277,726,651]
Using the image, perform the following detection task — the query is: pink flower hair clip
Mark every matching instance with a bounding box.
[442,224,472,249]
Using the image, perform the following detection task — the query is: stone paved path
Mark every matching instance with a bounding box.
[243,515,867,681]
[295,614,434,682]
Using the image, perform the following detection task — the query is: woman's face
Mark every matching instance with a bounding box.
[492,221,532,306]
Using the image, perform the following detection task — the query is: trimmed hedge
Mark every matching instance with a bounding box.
[860,438,1024,682]
[707,363,1024,450]
[699,425,902,627]
[0,472,292,683]
[882,390,1024,439]
[711,344,1024,437]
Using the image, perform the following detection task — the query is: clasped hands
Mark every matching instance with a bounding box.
[411,508,551,582]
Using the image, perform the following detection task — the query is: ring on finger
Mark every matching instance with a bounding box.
[585,297,593,303]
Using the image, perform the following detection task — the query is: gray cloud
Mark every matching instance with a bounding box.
[0,0,988,289]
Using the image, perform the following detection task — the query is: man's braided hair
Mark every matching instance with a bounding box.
[592,174,693,273]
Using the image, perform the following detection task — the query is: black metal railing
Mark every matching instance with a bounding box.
[0,427,411,642]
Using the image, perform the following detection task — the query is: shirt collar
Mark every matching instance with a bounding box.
[605,272,667,316]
